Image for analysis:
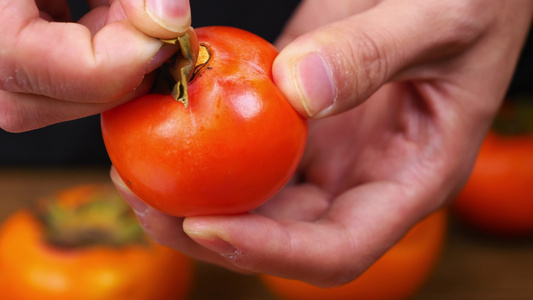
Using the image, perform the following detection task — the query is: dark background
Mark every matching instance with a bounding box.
[0,0,531,166]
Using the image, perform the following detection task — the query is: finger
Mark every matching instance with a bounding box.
[253,183,331,222]
[272,1,486,118]
[0,0,162,103]
[0,72,153,132]
[78,1,180,72]
[275,0,378,49]
[183,181,435,287]
[119,0,191,39]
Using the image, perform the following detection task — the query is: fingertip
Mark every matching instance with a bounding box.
[273,50,309,118]
[274,38,337,119]
[145,0,191,34]
[183,215,273,268]
[294,52,337,117]
[120,0,191,39]
[183,222,240,260]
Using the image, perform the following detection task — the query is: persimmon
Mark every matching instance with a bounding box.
[101,26,307,217]
[0,184,193,300]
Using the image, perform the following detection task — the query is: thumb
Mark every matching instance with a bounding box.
[119,0,191,39]
[273,1,481,118]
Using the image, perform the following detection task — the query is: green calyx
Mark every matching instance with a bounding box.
[35,185,146,249]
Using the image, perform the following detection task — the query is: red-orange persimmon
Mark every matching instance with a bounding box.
[0,184,192,300]
[452,131,533,236]
[101,27,307,217]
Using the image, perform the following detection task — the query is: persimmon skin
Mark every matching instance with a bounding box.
[101,26,308,217]
[452,132,533,237]
[0,185,193,300]
[261,210,448,300]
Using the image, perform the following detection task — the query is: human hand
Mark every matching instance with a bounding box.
[0,0,190,132]
[112,0,533,287]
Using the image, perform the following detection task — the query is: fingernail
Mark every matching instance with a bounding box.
[185,230,240,260]
[295,53,336,117]
[146,0,191,33]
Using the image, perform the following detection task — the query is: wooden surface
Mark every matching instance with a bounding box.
[1,167,533,300]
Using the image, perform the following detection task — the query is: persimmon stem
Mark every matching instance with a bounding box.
[158,29,212,107]
[160,28,199,107]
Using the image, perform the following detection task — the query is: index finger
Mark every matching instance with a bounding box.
[0,0,162,103]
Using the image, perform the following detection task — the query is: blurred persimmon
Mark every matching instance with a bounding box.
[0,184,193,300]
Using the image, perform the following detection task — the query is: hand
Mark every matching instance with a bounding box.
[0,0,191,132]
[113,0,533,287]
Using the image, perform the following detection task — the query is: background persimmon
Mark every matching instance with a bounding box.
[0,184,193,300]
[452,100,533,237]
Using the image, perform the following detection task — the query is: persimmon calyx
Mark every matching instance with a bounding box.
[159,28,211,107]
[34,185,146,248]
[160,28,198,107]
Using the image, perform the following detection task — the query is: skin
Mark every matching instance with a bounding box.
[0,0,189,132]
[0,185,192,300]
[2,0,533,287]
[260,210,447,300]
